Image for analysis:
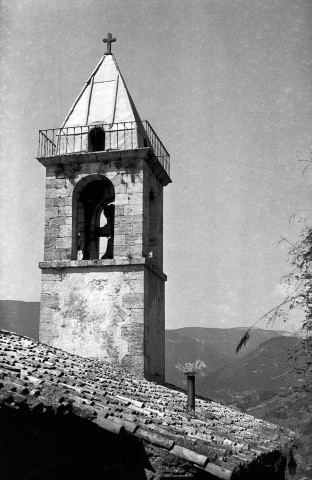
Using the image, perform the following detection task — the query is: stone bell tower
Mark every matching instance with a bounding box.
[37,34,171,380]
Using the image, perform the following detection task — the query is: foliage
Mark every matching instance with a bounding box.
[237,216,312,389]
[175,359,205,374]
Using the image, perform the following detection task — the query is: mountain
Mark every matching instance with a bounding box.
[0,301,299,401]
[0,300,40,341]
[165,326,283,390]
[206,336,301,391]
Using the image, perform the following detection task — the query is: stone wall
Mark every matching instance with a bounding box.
[44,156,145,262]
[39,150,166,380]
[144,267,165,380]
[142,161,163,270]
[40,264,144,373]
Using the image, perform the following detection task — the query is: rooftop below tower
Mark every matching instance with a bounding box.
[38,120,170,178]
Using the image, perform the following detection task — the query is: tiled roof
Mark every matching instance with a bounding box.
[0,330,292,479]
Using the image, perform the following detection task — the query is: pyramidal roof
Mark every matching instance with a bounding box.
[62,53,143,128]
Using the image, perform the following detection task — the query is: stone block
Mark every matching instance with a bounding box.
[128,245,143,256]
[58,206,72,217]
[112,172,128,186]
[115,205,124,216]
[59,225,72,237]
[46,178,66,189]
[87,163,100,175]
[64,217,73,225]
[41,272,64,282]
[113,245,142,258]
[132,356,145,375]
[41,280,58,293]
[126,180,143,194]
[62,248,72,260]
[131,309,144,323]
[45,225,60,237]
[45,207,59,219]
[44,248,62,261]
[44,237,56,249]
[52,197,62,207]
[128,193,142,204]
[122,293,144,308]
[132,223,143,234]
[114,234,126,246]
[45,188,62,199]
[115,193,129,205]
[49,217,66,226]
[39,305,53,319]
[45,198,55,208]
[41,292,59,309]
[124,204,143,216]
[114,224,132,235]
[45,166,55,177]
[77,163,91,175]
[117,215,143,228]
[113,246,128,257]
[129,279,144,294]
[58,197,73,207]
[123,271,144,281]
[126,233,142,245]
[56,237,72,249]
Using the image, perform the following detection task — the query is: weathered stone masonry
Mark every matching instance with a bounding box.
[39,149,168,380]
[37,46,171,381]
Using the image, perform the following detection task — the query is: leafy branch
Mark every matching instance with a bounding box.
[237,214,312,390]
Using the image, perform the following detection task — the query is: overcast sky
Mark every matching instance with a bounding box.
[1,0,312,332]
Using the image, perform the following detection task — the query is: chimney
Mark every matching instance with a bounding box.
[185,372,196,411]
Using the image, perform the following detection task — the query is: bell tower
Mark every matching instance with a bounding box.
[37,35,171,380]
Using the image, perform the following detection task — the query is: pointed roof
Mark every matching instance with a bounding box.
[62,54,143,128]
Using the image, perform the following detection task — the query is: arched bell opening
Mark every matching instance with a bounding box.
[72,175,115,260]
[88,127,105,152]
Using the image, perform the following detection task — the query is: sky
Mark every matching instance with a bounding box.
[1,0,312,332]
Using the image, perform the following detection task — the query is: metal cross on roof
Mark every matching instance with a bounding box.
[103,33,116,54]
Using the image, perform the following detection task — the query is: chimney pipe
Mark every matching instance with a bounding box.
[185,372,196,411]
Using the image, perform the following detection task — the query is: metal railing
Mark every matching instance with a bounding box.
[143,121,170,176]
[38,120,170,177]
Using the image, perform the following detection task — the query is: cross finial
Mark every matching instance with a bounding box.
[103,32,116,54]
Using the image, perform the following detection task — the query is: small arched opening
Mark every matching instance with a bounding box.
[72,175,115,260]
[88,127,105,152]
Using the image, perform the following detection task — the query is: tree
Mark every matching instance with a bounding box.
[236,211,312,390]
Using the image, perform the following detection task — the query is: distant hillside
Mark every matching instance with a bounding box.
[248,390,312,476]
[205,335,301,393]
[0,300,40,340]
[0,301,298,400]
[165,326,283,390]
